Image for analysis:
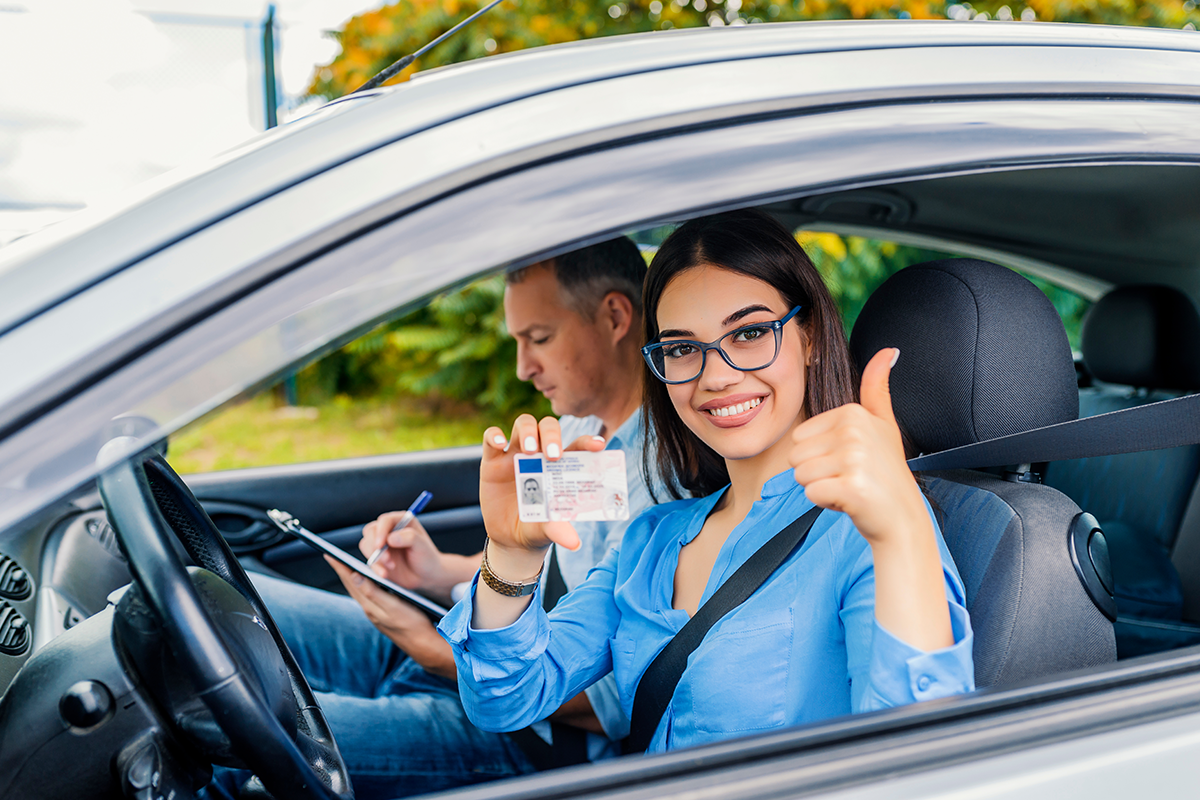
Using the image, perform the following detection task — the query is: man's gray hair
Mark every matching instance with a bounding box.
[506,236,646,319]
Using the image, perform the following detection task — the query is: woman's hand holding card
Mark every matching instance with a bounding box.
[475,415,606,626]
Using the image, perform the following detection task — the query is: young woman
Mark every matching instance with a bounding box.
[437,210,974,752]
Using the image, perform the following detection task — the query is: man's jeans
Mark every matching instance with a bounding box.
[204,573,534,800]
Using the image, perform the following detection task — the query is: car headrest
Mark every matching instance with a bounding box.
[849,258,1077,456]
[1081,285,1200,391]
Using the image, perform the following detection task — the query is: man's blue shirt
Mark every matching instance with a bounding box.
[556,410,657,590]
[439,468,974,752]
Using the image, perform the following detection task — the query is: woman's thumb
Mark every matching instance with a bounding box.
[860,347,900,423]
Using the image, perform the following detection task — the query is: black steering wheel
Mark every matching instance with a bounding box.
[98,443,353,800]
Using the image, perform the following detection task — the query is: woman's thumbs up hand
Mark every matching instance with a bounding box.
[789,348,928,546]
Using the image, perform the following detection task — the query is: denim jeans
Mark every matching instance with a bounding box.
[204,573,535,800]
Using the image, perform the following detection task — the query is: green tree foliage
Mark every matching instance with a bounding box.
[308,0,1199,98]
[799,232,954,335]
[296,276,552,417]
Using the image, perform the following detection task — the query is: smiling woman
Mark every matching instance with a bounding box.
[440,209,974,752]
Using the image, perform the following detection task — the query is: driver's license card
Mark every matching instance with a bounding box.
[515,451,630,523]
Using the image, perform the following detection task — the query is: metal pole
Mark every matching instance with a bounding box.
[262,4,279,129]
[262,4,298,405]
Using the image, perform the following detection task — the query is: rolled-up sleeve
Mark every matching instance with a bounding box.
[841,512,975,713]
[438,546,623,733]
[862,599,974,707]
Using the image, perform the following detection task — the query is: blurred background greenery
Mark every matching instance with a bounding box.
[171,0,1187,472]
[307,0,1199,99]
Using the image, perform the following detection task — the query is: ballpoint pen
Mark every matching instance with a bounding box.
[366,490,433,567]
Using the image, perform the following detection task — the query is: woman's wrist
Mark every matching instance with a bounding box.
[471,538,548,629]
[866,504,935,554]
[484,537,551,581]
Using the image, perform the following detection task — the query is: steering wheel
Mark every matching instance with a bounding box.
[97,443,353,800]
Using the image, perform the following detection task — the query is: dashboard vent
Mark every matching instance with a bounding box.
[0,555,31,601]
[0,602,30,656]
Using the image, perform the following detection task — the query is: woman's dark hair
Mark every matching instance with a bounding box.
[642,209,857,500]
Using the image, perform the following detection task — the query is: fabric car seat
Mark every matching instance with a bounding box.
[850,258,1117,688]
[1042,286,1200,654]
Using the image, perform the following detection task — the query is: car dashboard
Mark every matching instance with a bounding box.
[0,486,133,696]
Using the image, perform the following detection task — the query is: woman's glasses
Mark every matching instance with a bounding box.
[642,306,803,385]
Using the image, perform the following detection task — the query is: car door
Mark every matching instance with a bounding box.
[184,445,486,592]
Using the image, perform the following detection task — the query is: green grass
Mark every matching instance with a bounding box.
[168,394,492,474]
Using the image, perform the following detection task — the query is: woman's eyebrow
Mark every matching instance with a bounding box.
[657,327,694,339]
[658,305,777,339]
[723,304,776,326]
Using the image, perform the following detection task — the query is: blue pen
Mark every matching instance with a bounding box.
[366,490,433,567]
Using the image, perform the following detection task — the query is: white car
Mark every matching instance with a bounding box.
[1,19,1199,800]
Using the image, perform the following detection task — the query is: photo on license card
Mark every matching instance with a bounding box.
[515,451,630,523]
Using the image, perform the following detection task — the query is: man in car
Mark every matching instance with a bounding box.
[210,237,655,800]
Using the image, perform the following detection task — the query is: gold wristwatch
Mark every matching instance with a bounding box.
[479,537,543,597]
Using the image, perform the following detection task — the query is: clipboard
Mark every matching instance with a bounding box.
[266,508,449,621]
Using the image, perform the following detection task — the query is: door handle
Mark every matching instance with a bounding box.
[200,501,285,552]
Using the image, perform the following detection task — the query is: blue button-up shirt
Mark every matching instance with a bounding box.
[440,468,974,753]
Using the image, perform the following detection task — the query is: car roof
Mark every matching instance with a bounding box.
[2,20,1199,337]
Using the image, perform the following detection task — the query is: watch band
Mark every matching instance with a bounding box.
[480,537,543,597]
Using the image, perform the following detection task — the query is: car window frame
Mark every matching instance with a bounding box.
[3,93,1200,537]
[3,98,1200,796]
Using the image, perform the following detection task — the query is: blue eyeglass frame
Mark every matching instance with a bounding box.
[641,305,804,385]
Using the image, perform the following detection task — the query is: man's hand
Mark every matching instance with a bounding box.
[326,556,457,680]
[359,513,478,606]
[549,691,605,734]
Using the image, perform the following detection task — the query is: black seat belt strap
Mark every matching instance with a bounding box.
[623,505,823,754]
[907,391,1200,472]
[543,545,569,613]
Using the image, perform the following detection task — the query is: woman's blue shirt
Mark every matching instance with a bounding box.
[438,469,975,753]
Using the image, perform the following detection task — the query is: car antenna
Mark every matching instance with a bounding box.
[350,0,509,94]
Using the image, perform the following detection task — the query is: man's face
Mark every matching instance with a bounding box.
[504,262,614,419]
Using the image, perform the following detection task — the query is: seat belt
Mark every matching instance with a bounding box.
[623,506,823,754]
[620,393,1199,756]
[906,391,1200,471]
[543,545,570,612]
[507,546,590,770]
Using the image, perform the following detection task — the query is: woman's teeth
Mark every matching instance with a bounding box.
[706,397,763,417]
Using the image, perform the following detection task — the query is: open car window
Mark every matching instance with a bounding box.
[168,230,1091,475]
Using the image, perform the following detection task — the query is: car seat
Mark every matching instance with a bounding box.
[850,258,1117,687]
[1043,285,1200,655]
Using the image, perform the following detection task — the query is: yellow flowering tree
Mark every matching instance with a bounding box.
[309,0,1198,98]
